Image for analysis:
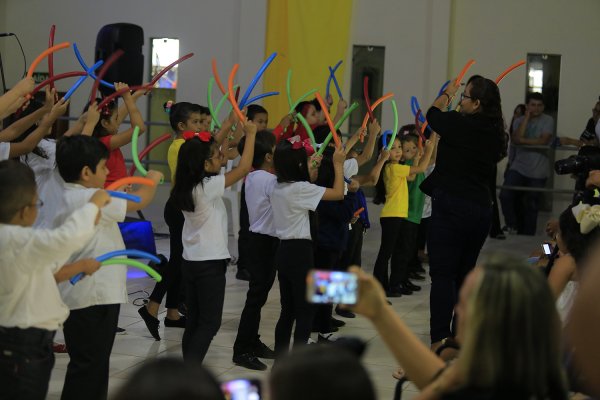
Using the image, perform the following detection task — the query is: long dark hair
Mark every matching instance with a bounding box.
[170,137,217,212]
[274,140,310,183]
[467,76,505,131]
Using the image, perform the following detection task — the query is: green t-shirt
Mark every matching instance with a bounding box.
[406,159,426,224]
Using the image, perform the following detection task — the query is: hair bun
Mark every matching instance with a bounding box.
[164,100,174,114]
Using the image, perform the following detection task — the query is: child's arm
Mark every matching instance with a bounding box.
[81,103,100,136]
[321,145,346,201]
[115,87,146,127]
[548,254,576,299]
[63,111,87,137]
[224,122,246,160]
[408,139,435,175]
[0,77,34,119]
[353,149,390,187]
[332,99,348,125]
[54,258,101,283]
[105,83,147,150]
[354,119,381,166]
[126,170,164,212]
[0,88,55,142]
[224,122,257,188]
[8,98,69,158]
[214,109,239,145]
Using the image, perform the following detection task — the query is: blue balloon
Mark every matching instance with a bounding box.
[106,190,141,203]
[245,91,279,105]
[70,249,160,284]
[326,60,343,99]
[64,59,104,100]
[73,43,115,90]
[239,52,277,108]
[381,129,394,149]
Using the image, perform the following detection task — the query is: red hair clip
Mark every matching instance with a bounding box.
[182,131,212,142]
[288,136,315,156]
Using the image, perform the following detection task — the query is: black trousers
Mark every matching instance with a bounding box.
[62,304,120,400]
[237,182,251,270]
[427,189,491,343]
[274,239,316,355]
[340,220,365,269]
[0,326,55,400]
[417,217,429,252]
[149,197,184,309]
[181,259,227,364]
[373,217,414,291]
[233,233,279,355]
[489,164,503,237]
[312,246,342,333]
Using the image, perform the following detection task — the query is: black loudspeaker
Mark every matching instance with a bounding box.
[95,23,144,96]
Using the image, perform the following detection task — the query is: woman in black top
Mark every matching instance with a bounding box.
[419,76,505,348]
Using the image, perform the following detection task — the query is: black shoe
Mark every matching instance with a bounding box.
[403,281,421,292]
[311,325,339,333]
[414,265,426,273]
[178,302,188,317]
[164,316,187,328]
[390,284,413,296]
[138,306,161,341]
[331,317,346,328]
[335,306,356,318]
[409,272,425,281]
[386,290,402,298]
[490,232,506,240]
[236,268,251,281]
[116,327,126,334]
[233,353,267,371]
[253,340,276,359]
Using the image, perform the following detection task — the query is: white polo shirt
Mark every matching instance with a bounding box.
[56,184,128,310]
[182,174,230,261]
[270,181,325,240]
[245,170,277,237]
[0,142,9,161]
[0,203,98,330]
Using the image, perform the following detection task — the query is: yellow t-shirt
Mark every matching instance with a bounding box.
[167,138,185,184]
[380,163,411,218]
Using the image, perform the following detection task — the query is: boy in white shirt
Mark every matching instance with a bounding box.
[0,160,109,400]
[54,135,163,400]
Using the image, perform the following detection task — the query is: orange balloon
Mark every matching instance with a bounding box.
[315,92,341,147]
[454,59,476,87]
[27,42,70,78]
[212,58,227,95]
[361,93,395,128]
[228,64,246,125]
[495,60,526,84]
[106,177,156,191]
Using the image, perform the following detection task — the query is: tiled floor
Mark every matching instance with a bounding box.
[47,198,549,400]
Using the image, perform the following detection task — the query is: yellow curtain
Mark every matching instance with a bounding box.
[263,0,354,122]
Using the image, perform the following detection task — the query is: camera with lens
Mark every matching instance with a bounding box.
[554,145,600,205]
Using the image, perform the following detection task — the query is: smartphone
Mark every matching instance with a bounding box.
[221,379,261,400]
[542,242,553,255]
[306,269,358,305]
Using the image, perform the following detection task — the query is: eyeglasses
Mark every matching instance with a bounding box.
[460,93,474,102]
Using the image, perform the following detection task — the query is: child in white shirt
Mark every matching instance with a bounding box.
[170,122,256,364]
[54,135,163,399]
[0,160,109,400]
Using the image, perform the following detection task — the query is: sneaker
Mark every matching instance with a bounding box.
[138,306,161,341]
[331,317,346,328]
[232,353,267,371]
[253,340,276,359]
[318,332,340,342]
[116,327,127,335]
[236,268,251,281]
[335,306,356,319]
[164,316,187,328]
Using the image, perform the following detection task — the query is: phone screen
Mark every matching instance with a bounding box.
[306,270,358,305]
[542,243,552,255]
[221,379,261,400]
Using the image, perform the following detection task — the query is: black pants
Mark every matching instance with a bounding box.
[237,182,251,270]
[373,217,414,291]
[0,326,55,400]
[489,164,503,237]
[233,233,279,356]
[428,189,491,343]
[312,246,342,333]
[403,220,421,273]
[274,239,316,354]
[149,197,184,309]
[417,217,429,252]
[181,259,227,364]
[340,220,365,269]
[62,304,120,400]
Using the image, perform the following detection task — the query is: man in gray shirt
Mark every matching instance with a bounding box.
[500,92,554,235]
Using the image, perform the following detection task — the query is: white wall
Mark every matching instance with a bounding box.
[348,0,451,130]
[0,0,267,118]
[449,0,600,209]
